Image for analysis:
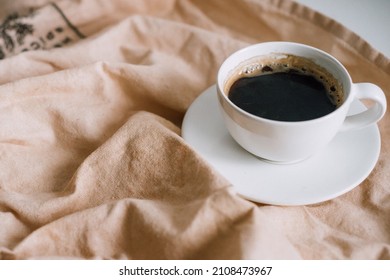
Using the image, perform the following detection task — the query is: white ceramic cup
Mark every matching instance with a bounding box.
[217,42,387,163]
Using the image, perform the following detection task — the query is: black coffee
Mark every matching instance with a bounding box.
[227,55,343,122]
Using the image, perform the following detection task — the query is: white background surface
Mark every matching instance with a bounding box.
[295,0,390,57]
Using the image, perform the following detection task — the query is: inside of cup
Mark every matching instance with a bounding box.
[218,42,352,106]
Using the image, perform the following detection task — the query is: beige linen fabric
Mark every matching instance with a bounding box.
[0,0,389,259]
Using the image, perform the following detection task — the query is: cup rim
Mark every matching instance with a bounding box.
[217,41,353,126]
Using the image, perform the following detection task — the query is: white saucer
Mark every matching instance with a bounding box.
[182,85,381,206]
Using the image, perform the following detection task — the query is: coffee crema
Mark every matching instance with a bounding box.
[226,54,344,122]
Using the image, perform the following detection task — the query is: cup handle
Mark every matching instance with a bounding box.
[340,83,387,131]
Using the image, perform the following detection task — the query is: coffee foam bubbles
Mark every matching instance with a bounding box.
[225,54,344,107]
